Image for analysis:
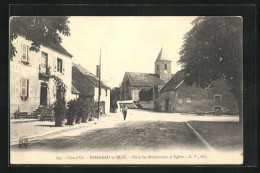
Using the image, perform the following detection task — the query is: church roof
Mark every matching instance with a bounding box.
[155,47,171,62]
[159,70,186,92]
[125,72,165,87]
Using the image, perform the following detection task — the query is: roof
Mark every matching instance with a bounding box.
[73,63,97,77]
[159,70,186,92]
[45,41,73,57]
[16,26,73,58]
[71,85,80,94]
[125,72,165,87]
[155,47,171,62]
[72,63,110,96]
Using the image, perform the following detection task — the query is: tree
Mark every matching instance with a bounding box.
[110,87,120,108]
[178,16,243,122]
[139,88,153,101]
[10,16,70,60]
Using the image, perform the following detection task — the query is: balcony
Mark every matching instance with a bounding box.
[39,65,51,79]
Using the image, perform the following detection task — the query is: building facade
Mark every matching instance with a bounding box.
[156,70,239,114]
[10,35,73,118]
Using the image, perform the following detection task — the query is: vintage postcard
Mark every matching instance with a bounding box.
[9,16,243,165]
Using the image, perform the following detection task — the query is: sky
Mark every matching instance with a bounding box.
[61,16,196,88]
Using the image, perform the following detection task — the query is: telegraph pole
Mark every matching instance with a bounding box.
[97,48,101,119]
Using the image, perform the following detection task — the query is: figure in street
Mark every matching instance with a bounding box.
[123,105,128,120]
[99,106,103,117]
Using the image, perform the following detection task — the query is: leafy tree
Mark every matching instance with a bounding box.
[10,16,70,60]
[139,88,153,101]
[110,87,120,108]
[178,16,243,122]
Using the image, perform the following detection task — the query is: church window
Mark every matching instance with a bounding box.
[164,64,167,70]
[157,65,159,70]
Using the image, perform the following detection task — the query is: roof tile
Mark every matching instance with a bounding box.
[126,72,165,87]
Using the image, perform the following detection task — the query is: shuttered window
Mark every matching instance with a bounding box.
[21,44,29,63]
[57,58,63,73]
[20,79,29,97]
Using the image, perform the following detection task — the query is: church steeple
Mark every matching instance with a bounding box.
[155,47,172,82]
[155,47,171,62]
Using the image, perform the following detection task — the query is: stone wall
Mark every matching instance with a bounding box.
[156,78,239,115]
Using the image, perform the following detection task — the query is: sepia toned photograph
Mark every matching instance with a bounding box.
[9,16,243,165]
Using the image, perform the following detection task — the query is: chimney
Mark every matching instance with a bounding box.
[96,65,100,77]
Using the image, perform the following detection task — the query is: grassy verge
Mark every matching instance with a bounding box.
[188,121,242,151]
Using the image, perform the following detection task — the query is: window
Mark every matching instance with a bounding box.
[57,58,63,73]
[214,94,221,105]
[20,79,29,98]
[164,64,167,70]
[21,44,29,63]
[105,89,107,96]
[40,52,48,74]
[156,65,159,70]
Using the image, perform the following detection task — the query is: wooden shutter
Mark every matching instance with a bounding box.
[20,79,28,97]
[26,45,29,63]
[27,79,29,97]
[53,57,57,72]
[62,59,65,74]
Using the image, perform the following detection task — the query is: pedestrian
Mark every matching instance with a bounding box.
[99,106,103,117]
[122,105,128,120]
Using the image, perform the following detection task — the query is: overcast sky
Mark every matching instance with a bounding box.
[61,16,196,88]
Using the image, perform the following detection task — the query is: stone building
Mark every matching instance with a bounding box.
[10,34,73,118]
[155,70,239,114]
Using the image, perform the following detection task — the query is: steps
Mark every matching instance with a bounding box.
[16,105,54,121]
[16,112,37,119]
[134,102,142,109]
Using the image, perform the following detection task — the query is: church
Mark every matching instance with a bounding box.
[120,47,239,114]
[120,48,172,102]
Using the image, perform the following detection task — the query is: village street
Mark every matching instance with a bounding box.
[10,109,241,152]
[10,109,243,164]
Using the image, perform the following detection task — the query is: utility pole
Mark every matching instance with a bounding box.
[97,48,101,119]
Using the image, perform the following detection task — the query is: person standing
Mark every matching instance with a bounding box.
[122,105,128,120]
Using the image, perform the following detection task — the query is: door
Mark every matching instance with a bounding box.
[40,83,47,105]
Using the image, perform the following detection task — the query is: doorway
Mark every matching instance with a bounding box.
[40,83,47,105]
